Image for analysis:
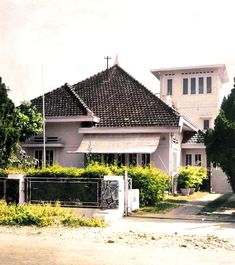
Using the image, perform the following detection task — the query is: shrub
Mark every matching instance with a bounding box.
[80,162,112,178]
[0,200,106,227]
[178,166,207,189]
[127,166,171,207]
[2,163,171,208]
[0,169,7,178]
[25,164,84,178]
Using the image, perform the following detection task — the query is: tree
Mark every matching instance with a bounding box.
[16,101,43,142]
[0,81,19,168]
[0,79,43,168]
[204,85,235,192]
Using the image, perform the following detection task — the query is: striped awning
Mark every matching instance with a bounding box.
[76,134,160,154]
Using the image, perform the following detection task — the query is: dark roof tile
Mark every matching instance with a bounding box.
[73,65,180,127]
[182,131,204,144]
[31,64,180,128]
[31,84,87,117]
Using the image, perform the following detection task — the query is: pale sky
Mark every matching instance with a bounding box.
[1,0,235,105]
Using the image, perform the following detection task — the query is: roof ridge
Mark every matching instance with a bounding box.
[65,83,95,116]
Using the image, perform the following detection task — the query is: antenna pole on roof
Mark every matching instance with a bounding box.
[104,56,111,69]
[42,65,46,168]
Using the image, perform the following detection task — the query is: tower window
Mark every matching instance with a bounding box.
[203,119,210,129]
[199,77,204,94]
[167,79,172,95]
[183,78,188,94]
[191,78,196,94]
[207,77,212,93]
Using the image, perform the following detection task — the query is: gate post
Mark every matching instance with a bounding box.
[124,170,129,216]
[7,174,25,204]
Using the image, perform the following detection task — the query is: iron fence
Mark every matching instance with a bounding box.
[0,178,5,199]
[25,177,119,208]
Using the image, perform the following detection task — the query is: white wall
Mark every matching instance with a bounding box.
[159,69,223,130]
[152,133,170,174]
[211,167,232,193]
[181,148,207,167]
[46,122,84,167]
[24,122,84,168]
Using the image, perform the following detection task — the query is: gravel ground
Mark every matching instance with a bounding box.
[0,218,235,265]
[0,224,234,251]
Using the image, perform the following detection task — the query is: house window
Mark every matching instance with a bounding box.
[207,77,212,93]
[167,79,172,95]
[195,154,202,166]
[129,154,137,166]
[35,149,54,168]
[105,154,115,164]
[87,153,115,165]
[46,150,54,167]
[191,78,196,94]
[186,154,192,166]
[141,154,150,167]
[35,150,43,168]
[203,119,210,129]
[117,154,126,166]
[183,78,188,94]
[199,77,204,94]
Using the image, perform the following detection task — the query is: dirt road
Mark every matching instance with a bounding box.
[0,218,235,265]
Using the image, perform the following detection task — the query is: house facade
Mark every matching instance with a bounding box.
[22,63,232,192]
[151,64,232,192]
[22,64,197,177]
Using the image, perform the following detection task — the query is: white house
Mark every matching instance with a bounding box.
[22,64,197,178]
[22,63,232,192]
[151,64,232,193]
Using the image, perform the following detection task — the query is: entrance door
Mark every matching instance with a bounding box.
[6,179,19,204]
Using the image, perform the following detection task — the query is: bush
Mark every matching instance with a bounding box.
[0,169,7,178]
[178,166,207,189]
[0,200,106,227]
[80,162,112,178]
[25,164,84,178]
[2,163,171,208]
[127,166,171,207]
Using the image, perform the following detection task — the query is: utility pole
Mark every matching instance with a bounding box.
[42,65,46,168]
[104,56,111,69]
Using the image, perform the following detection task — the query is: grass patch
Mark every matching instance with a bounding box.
[132,202,179,215]
[132,192,209,215]
[165,192,208,204]
[201,193,235,213]
[0,201,106,227]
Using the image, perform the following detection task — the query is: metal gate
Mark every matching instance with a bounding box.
[0,178,20,204]
[26,177,119,209]
[0,178,5,200]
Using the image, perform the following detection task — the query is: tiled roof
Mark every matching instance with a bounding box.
[73,65,180,127]
[31,84,88,116]
[31,64,180,127]
[182,131,204,144]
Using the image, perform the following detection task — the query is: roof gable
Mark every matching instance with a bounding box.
[31,84,88,117]
[31,64,180,128]
[73,65,180,127]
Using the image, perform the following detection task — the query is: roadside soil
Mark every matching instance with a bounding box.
[0,193,235,265]
[0,219,235,265]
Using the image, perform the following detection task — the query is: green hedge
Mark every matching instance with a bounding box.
[127,166,170,207]
[105,164,171,207]
[25,164,83,178]
[1,163,171,207]
[0,200,105,227]
[0,169,7,178]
